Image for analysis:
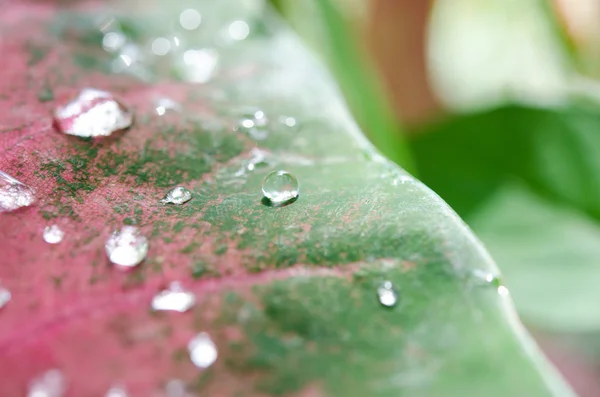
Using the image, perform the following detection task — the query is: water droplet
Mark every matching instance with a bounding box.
[53,88,133,138]
[497,285,510,297]
[43,225,64,244]
[262,170,299,206]
[161,186,192,205]
[180,9,202,30]
[105,385,128,397]
[27,369,66,397]
[0,285,11,310]
[102,32,126,52]
[377,281,398,307]
[228,20,250,41]
[105,226,148,269]
[279,116,297,128]
[151,282,196,312]
[155,97,181,116]
[237,108,269,140]
[471,269,508,296]
[0,171,35,213]
[188,332,218,369]
[151,37,172,56]
[181,49,218,83]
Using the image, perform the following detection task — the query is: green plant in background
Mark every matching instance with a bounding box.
[273,0,600,385]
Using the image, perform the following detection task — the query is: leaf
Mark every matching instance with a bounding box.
[0,1,573,396]
[410,105,600,332]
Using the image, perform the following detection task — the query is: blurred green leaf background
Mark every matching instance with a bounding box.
[271,0,600,395]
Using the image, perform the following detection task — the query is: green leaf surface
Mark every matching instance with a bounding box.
[0,1,573,395]
[410,105,600,332]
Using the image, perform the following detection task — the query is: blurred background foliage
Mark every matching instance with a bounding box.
[270,0,600,396]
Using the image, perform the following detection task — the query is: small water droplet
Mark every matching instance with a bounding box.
[161,186,192,205]
[236,108,269,140]
[228,20,250,41]
[105,385,128,397]
[0,285,11,310]
[102,32,126,53]
[471,269,508,296]
[151,282,196,312]
[27,369,66,397]
[180,9,202,30]
[497,285,510,297]
[0,171,35,212]
[53,88,133,138]
[155,97,181,116]
[377,281,398,307]
[188,332,217,369]
[105,226,148,269]
[151,37,172,56]
[262,170,299,206]
[43,225,64,244]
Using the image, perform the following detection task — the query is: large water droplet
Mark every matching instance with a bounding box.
[105,226,148,269]
[262,170,299,206]
[151,282,196,312]
[161,186,192,205]
[0,285,11,310]
[155,97,181,116]
[377,281,398,307]
[27,369,66,397]
[0,171,35,213]
[53,88,133,138]
[43,225,64,244]
[188,332,218,369]
[236,108,269,140]
[181,49,218,83]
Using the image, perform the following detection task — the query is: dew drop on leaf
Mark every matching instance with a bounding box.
[377,281,398,307]
[27,369,66,397]
[188,332,218,369]
[262,170,299,206]
[155,97,181,116]
[151,282,196,312]
[0,285,11,310]
[236,108,269,140]
[165,379,189,397]
[105,226,148,269]
[0,171,35,213]
[43,225,64,244]
[471,269,509,296]
[161,186,192,205]
[228,20,250,41]
[179,9,202,30]
[53,88,133,138]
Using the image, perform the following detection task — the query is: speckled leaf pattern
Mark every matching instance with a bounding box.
[0,1,576,396]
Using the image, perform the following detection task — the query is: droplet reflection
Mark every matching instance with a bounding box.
[188,332,218,369]
[43,225,64,244]
[105,226,148,269]
[377,281,398,307]
[262,170,299,206]
[0,285,11,310]
[151,282,196,312]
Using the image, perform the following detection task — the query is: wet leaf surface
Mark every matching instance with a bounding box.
[0,1,575,396]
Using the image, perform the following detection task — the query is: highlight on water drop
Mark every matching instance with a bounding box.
[105,226,149,269]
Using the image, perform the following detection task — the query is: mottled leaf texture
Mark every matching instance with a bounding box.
[0,1,575,396]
